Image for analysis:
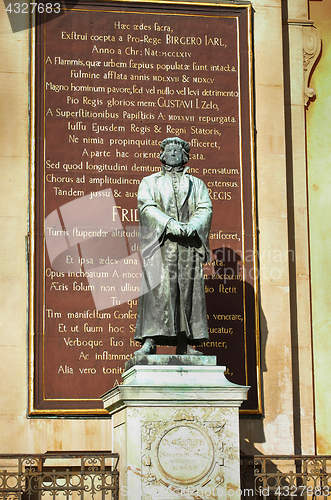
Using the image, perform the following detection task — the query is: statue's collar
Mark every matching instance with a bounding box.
[161,164,190,175]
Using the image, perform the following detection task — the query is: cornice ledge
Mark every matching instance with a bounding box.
[284,18,314,26]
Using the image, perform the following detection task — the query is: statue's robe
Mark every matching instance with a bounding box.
[134,166,213,345]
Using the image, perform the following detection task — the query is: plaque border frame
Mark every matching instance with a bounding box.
[28,0,261,417]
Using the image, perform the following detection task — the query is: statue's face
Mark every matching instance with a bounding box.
[163,144,183,167]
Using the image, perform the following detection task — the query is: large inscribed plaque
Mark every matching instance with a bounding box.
[29,0,260,415]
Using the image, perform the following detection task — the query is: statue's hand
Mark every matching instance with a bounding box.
[166,219,183,237]
[185,225,197,238]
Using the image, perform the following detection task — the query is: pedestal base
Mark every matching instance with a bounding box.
[101,356,249,500]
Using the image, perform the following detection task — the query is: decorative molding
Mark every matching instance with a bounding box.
[303,25,322,106]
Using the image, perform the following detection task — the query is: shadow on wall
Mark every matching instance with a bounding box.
[240,299,268,455]
[203,247,265,416]
[206,248,268,455]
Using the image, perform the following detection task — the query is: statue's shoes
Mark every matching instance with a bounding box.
[185,345,203,356]
[134,338,156,356]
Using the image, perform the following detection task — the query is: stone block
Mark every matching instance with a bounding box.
[102,362,248,500]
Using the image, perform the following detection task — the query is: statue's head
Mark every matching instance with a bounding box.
[160,137,190,167]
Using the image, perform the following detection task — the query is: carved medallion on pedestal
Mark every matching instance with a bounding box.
[140,410,226,498]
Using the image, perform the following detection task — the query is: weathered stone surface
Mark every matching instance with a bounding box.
[102,365,249,499]
[104,398,247,500]
[125,354,217,370]
[156,423,214,484]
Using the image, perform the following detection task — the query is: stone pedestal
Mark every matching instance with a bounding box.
[101,356,249,500]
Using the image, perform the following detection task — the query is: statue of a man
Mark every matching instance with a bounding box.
[134,137,213,355]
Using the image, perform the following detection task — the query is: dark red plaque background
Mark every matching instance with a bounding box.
[30,0,260,415]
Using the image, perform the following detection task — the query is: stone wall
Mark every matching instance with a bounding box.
[0,0,318,455]
[307,0,331,455]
